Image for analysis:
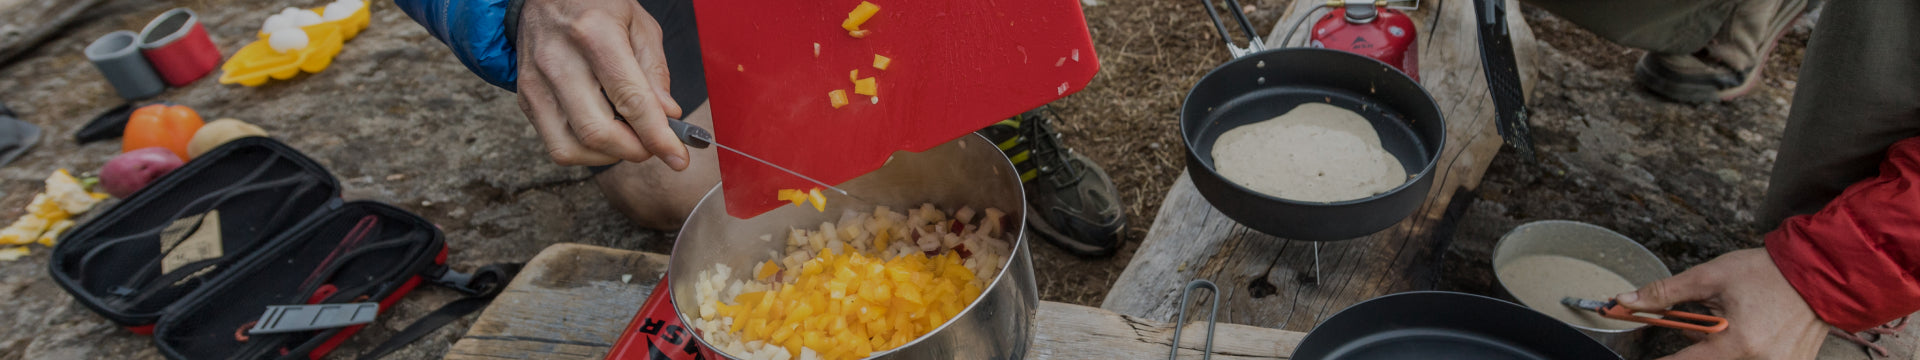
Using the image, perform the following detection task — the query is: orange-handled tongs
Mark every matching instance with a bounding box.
[1561,297,1730,333]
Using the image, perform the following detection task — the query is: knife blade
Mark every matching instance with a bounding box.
[664,119,863,200]
[1473,0,1536,160]
[602,92,869,204]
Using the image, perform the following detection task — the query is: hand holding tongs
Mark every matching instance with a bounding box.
[1562,297,1729,333]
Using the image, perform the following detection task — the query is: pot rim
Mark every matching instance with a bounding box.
[668,134,1031,359]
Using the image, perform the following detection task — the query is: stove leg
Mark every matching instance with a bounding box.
[1313,242,1321,284]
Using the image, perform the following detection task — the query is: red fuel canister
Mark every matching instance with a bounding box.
[1310,5,1419,81]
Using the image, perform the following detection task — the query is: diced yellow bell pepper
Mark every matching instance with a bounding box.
[808,188,827,212]
[829,90,849,109]
[842,2,881,31]
[872,229,891,250]
[873,54,891,70]
[778,188,800,201]
[853,77,877,96]
[850,69,859,82]
[758,260,781,280]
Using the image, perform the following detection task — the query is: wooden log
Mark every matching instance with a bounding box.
[1101,0,1539,332]
[0,0,104,65]
[447,243,1308,360]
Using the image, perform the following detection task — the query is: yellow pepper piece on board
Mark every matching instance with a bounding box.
[808,188,827,212]
[778,188,800,201]
[849,69,859,82]
[853,77,877,96]
[842,2,881,31]
[872,55,891,70]
[0,246,26,261]
[829,90,849,108]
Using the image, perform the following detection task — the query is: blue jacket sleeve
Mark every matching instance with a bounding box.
[394,0,519,91]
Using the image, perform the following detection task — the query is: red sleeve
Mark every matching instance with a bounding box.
[1767,137,1920,333]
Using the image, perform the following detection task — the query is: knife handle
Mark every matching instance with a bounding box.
[667,119,712,149]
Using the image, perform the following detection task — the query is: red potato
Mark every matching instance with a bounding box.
[101,147,185,198]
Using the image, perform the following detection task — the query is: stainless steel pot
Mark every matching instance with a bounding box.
[669,134,1037,359]
[1493,220,1671,359]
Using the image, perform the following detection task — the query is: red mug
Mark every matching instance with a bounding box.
[138,8,221,87]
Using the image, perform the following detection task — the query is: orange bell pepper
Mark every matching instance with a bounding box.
[123,104,206,159]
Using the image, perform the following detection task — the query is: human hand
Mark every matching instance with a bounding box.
[515,0,689,170]
[1616,249,1827,359]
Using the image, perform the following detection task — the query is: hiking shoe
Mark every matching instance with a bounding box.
[1635,0,1807,102]
[977,106,1126,258]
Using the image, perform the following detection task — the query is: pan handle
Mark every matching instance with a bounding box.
[1199,0,1265,58]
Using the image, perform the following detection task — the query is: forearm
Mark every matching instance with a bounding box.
[1767,136,1920,332]
[393,0,521,90]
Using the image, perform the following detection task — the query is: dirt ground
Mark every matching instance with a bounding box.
[0,0,1871,358]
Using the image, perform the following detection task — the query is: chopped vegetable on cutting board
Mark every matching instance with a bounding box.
[695,0,1099,219]
[828,90,849,108]
[842,2,881,32]
[853,77,877,96]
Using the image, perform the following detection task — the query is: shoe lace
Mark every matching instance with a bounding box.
[1020,107,1084,189]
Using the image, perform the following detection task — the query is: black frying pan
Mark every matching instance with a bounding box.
[1293,292,1622,360]
[1181,0,1445,241]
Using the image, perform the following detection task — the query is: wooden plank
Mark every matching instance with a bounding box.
[1033,302,1306,360]
[448,243,1308,360]
[446,243,670,360]
[1102,0,1538,332]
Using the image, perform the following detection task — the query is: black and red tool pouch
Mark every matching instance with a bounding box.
[48,137,514,360]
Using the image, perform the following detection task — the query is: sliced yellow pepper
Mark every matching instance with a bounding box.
[758,260,781,280]
[853,77,877,96]
[842,2,881,31]
[872,54,891,70]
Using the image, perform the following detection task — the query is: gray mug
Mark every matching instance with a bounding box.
[85,30,167,100]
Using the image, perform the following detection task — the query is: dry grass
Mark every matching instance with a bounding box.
[1031,0,1290,306]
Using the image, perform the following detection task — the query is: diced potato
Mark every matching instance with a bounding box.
[841,2,881,31]
[828,90,849,109]
[853,77,877,96]
[872,55,891,70]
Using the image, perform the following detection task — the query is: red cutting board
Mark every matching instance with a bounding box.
[695,0,1100,218]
